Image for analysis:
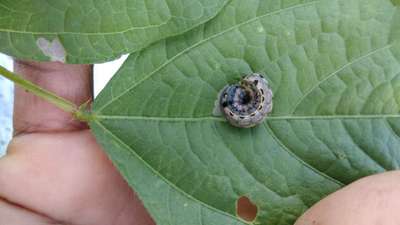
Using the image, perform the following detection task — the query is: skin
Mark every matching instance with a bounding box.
[294,171,400,225]
[0,61,155,225]
[0,61,399,225]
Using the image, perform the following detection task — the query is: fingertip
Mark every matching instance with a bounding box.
[295,171,400,225]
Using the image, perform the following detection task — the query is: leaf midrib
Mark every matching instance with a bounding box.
[95,114,400,122]
[0,22,169,35]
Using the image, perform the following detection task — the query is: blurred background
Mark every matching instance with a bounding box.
[0,55,13,157]
[0,53,128,156]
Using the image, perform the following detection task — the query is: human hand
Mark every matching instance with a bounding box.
[0,61,155,225]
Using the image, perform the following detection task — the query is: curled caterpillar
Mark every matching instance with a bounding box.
[219,73,273,128]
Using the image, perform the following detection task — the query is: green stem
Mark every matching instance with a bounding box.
[0,64,79,115]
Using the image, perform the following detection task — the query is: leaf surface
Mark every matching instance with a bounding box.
[0,0,227,63]
[91,0,400,224]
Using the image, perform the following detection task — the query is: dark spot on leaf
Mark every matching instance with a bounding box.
[222,101,228,108]
[260,88,264,94]
[239,116,245,119]
[229,112,234,117]
[236,196,257,222]
[253,80,258,85]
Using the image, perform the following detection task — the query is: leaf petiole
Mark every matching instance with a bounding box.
[0,65,92,121]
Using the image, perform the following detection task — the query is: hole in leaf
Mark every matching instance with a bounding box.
[236,196,258,222]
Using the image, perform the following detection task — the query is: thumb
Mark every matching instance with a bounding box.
[295,171,400,225]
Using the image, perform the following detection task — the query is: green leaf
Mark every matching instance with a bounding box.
[91,0,400,224]
[0,0,228,63]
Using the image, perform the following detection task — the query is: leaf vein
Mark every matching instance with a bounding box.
[290,44,393,114]
[263,123,345,186]
[94,121,249,224]
[96,0,321,112]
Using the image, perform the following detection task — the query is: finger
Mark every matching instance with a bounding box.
[0,130,155,225]
[295,171,400,225]
[13,61,92,135]
[0,198,58,225]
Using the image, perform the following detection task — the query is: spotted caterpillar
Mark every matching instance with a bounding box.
[219,73,273,128]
